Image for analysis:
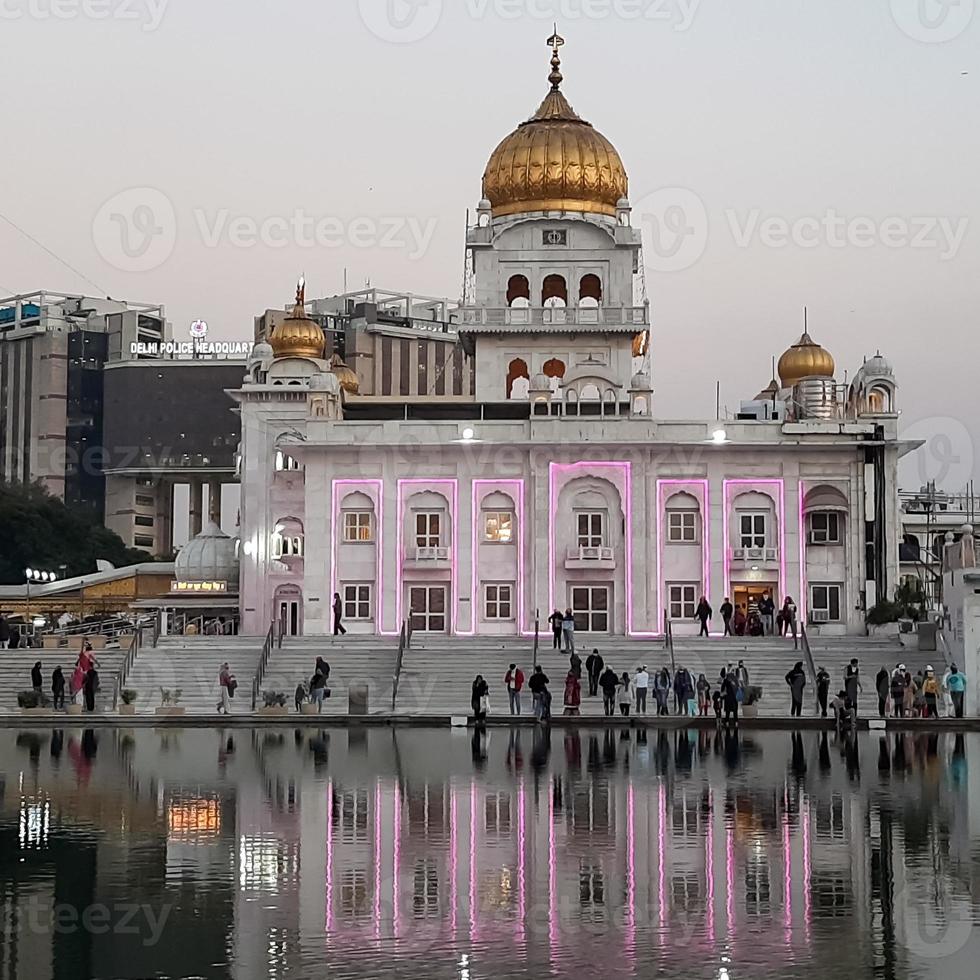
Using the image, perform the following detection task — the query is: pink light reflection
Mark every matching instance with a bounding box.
[469,779,477,944]
[325,780,334,936]
[726,825,735,938]
[396,479,459,633]
[657,479,710,628]
[374,779,382,941]
[549,462,635,632]
[705,790,715,944]
[783,804,793,945]
[626,784,637,965]
[393,780,401,940]
[658,781,666,943]
[549,784,557,969]
[802,791,812,944]
[449,784,458,939]
[517,780,527,946]
[471,480,526,636]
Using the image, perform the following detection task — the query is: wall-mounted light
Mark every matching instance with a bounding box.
[711,429,728,445]
[242,541,255,557]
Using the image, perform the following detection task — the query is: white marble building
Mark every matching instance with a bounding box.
[232,41,917,639]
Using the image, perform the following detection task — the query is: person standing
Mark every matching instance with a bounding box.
[294,682,307,713]
[695,597,712,637]
[332,593,347,636]
[696,673,711,716]
[561,609,576,653]
[946,664,967,718]
[528,666,550,720]
[548,609,563,649]
[890,665,908,718]
[844,659,863,716]
[217,662,233,714]
[618,673,632,716]
[83,667,99,713]
[634,665,649,714]
[720,598,734,636]
[785,661,807,718]
[563,671,582,717]
[585,649,604,698]
[759,593,776,635]
[569,650,582,679]
[655,666,672,716]
[721,671,740,725]
[674,665,694,716]
[736,660,750,692]
[875,666,890,718]
[505,664,525,715]
[471,675,489,721]
[51,667,66,710]
[599,666,619,717]
[922,667,940,718]
[309,669,327,712]
[782,597,799,649]
[315,656,331,682]
[816,666,831,718]
[0,614,10,649]
[31,661,43,694]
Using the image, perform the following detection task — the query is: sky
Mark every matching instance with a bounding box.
[1,0,978,495]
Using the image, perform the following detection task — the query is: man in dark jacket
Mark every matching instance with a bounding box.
[758,593,776,635]
[844,659,863,716]
[890,665,907,717]
[696,598,712,637]
[720,598,734,636]
[785,662,807,717]
[0,614,10,649]
[548,610,563,649]
[599,667,620,717]
[51,667,66,710]
[31,661,43,693]
[816,666,831,717]
[585,650,604,697]
[875,667,890,718]
[332,593,347,636]
[674,666,694,715]
[528,666,550,720]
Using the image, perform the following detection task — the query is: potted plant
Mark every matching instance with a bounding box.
[866,599,904,636]
[741,686,763,719]
[156,688,185,717]
[18,690,50,715]
[258,691,289,717]
[119,689,139,716]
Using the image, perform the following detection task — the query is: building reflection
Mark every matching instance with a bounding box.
[0,728,977,980]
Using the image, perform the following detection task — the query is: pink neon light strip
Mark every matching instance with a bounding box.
[331,479,389,634]
[549,462,635,633]
[722,479,787,603]
[396,479,459,634]
[798,481,808,624]
[469,479,526,636]
[657,479,710,629]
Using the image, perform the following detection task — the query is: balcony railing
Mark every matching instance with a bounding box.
[566,546,616,563]
[414,546,451,562]
[461,306,648,328]
[731,547,779,563]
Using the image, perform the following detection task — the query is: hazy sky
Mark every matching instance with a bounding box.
[2,0,978,491]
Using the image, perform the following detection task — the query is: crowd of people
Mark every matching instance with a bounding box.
[878,662,967,719]
[489,653,760,725]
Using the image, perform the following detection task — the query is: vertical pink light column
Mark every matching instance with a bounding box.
[549,461,635,634]
[722,478,787,601]
[396,478,459,634]
[331,479,389,634]
[798,480,808,623]
[656,478,711,628]
[469,479,526,636]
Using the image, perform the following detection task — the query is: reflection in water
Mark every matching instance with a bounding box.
[0,727,978,980]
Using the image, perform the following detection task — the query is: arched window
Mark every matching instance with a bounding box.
[506,358,529,400]
[579,274,602,305]
[272,517,304,559]
[275,451,300,472]
[603,389,618,416]
[507,275,530,307]
[541,275,568,307]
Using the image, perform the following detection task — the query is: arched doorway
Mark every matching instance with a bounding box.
[274,584,303,637]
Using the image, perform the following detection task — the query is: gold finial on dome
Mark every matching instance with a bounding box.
[777,310,836,388]
[270,275,325,360]
[481,33,629,219]
[547,25,565,90]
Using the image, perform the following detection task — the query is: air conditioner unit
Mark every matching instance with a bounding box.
[811,610,831,623]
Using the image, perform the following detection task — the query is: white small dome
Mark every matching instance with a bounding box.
[631,371,652,390]
[617,196,631,209]
[530,372,552,390]
[864,352,893,376]
[175,521,240,585]
[251,341,273,362]
[309,372,340,392]
[478,198,492,210]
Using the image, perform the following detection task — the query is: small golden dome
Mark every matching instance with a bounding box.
[482,37,628,219]
[270,278,325,360]
[778,332,836,388]
[329,355,359,395]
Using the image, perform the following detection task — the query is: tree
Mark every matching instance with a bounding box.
[0,481,152,585]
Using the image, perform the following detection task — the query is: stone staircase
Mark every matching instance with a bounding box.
[123,636,265,715]
[258,635,397,716]
[395,633,936,718]
[0,646,130,714]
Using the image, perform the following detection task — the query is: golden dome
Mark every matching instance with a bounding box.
[329,355,359,395]
[482,38,628,219]
[270,278,325,360]
[778,332,836,388]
